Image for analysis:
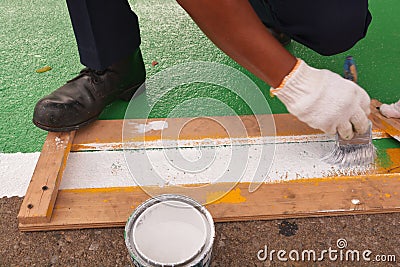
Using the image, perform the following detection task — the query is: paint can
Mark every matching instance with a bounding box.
[124,194,215,267]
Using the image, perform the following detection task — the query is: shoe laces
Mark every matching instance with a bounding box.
[68,68,107,84]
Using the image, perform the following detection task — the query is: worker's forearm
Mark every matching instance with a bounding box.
[177,0,296,88]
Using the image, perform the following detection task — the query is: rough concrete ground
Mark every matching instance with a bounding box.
[1,197,399,266]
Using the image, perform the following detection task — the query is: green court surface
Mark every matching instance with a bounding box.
[1,0,400,153]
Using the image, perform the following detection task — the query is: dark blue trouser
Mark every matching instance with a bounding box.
[66,0,371,70]
[66,0,141,70]
[249,0,372,56]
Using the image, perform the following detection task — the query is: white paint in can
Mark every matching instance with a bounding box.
[125,194,215,267]
[133,200,207,265]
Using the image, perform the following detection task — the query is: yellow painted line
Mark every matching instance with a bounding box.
[62,187,142,194]
[206,188,247,204]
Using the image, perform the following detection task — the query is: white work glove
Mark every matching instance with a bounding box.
[270,59,371,140]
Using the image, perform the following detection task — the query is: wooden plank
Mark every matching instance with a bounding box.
[19,173,400,231]
[72,114,389,151]
[370,99,400,141]
[18,131,75,224]
[17,109,396,231]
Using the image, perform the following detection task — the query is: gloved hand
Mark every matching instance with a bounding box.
[270,59,371,140]
[379,100,400,118]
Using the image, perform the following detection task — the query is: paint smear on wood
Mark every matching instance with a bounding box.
[127,121,169,133]
[206,188,246,204]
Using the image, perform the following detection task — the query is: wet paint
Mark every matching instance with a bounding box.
[125,194,215,267]
[206,188,246,205]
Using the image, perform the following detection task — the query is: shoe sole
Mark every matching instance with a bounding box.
[33,81,145,132]
[33,115,99,132]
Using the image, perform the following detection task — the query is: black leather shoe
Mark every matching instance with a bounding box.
[33,48,145,132]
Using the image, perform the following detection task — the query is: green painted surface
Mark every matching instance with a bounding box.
[373,138,400,168]
[1,0,399,153]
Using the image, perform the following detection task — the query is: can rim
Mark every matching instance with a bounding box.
[124,194,215,267]
[133,199,207,265]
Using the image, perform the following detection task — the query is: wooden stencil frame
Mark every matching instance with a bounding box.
[18,108,400,231]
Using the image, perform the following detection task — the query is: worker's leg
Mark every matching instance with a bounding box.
[248,0,290,45]
[66,0,141,70]
[380,100,400,119]
[33,0,145,132]
[248,0,276,29]
[249,0,372,56]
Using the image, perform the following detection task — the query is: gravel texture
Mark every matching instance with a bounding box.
[1,197,399,266]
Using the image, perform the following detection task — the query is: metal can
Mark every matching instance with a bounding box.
[124,194,215,267]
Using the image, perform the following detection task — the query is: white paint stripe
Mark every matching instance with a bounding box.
[0,152,40,197]
[61,151,135,189]
[79,136,323,152]
[77,132,388,152]
[1,140,372,198]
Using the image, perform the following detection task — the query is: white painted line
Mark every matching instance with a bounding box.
[1,140,371,198]
[78,132,388,152]
[0,152,40,197]
[61,150,135,189]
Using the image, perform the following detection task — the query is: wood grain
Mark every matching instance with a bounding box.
[18,131,75,224]
[72,114,389,151]
[19,173,400,231]
[18,108,397,231]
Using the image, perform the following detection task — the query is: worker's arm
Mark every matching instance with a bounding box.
[176,0,296,88]
[177,0,371,139]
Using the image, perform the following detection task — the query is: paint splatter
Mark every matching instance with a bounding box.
[111,161,122,175]
[55,137,63,146]
[128,121,168,133]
